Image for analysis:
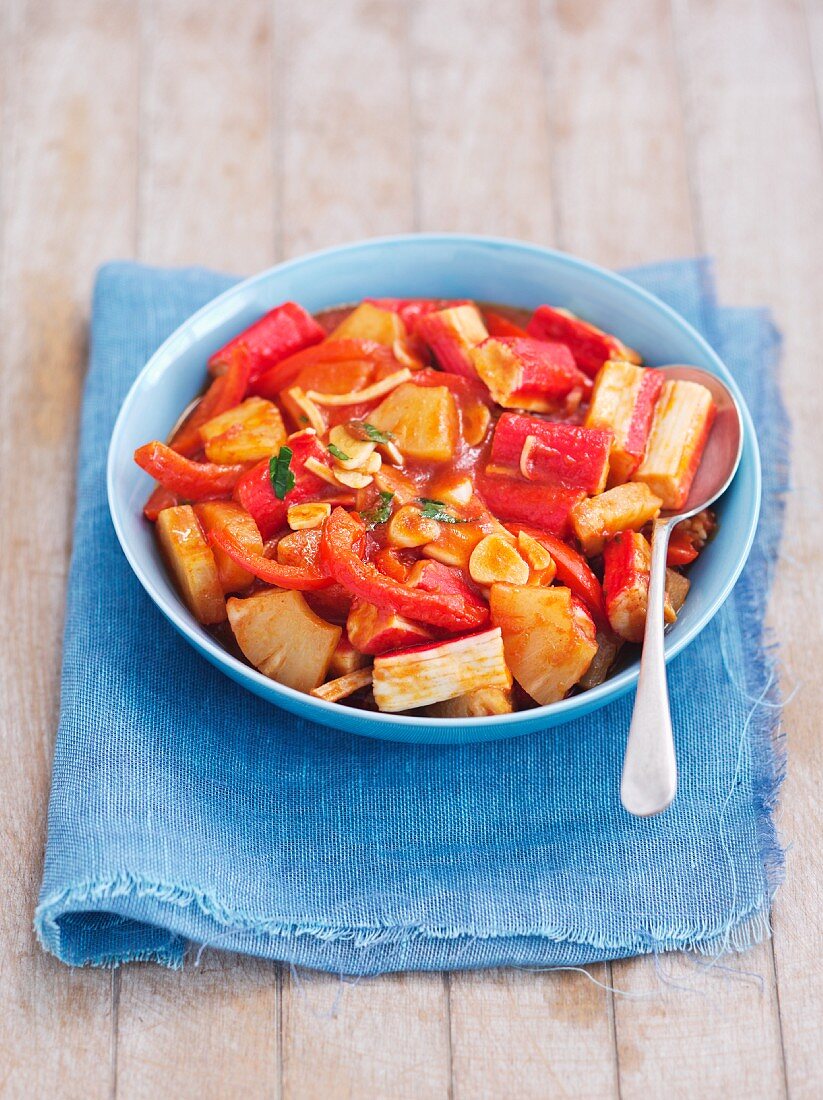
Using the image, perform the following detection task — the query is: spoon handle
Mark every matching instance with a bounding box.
[620,517,677,817]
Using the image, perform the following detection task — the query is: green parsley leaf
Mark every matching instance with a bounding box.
[347,420,395,445]
[269,446,295,500]
[417,497,465,524]
[362,490,394,528]
[327,443,351,462]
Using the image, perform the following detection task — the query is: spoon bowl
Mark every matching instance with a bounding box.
[620,366,745,817]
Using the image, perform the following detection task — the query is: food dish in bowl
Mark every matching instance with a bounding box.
[108,235,760,743]
[133,294,718,717]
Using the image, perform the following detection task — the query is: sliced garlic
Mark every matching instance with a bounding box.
[386,505,441,548]
[286,387,326,434]
[287,502,332,530]
[333,467,374,489]
[327,423,376,470]
[307,368,412,407]
[304,455,342,487]
[469,534,530,586]
[517,530,556,574]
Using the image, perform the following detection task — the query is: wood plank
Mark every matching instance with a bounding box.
[277,0,414,257]
[547,2,788,1096]
[675,0,823,1095]
[282,972,451,1100]
[449,969,617,1099]
[548,0,694,265]
[412,2,619,1095]
[117,953,280,1100]
[412,0,555,240]
[275,5,451,1099]
[0,1,138,1096]
[614,946,785,1098]
[112,1,281,1094]
[139,0,276,274]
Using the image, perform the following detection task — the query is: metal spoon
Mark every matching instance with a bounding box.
[620,366,744,818]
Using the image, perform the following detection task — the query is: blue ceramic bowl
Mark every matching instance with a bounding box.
[108,235,761,744]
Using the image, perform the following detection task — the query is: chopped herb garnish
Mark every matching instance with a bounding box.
[347,420,395,444]
[362,490,394,528]
[269,446,295,500]
[417,497,466,524]
[327,443,351,462]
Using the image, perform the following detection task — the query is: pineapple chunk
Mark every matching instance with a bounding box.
[369,382,458,462]
[330,302,406,344]
[227,589,341,692]
[632,379,716,509]
[328,636,372,678]
[490,585,597,705]
[426,471,474,508]
[193,501,263,594]
[156,505,226,625]
[570,482,662,557]
[425,687,513,718]
[585,360,665,485]
[372,628,512,713]
[311,667,374,703]
[199,397,286,464]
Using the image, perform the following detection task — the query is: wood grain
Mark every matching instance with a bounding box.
[449,968,618,1099]
[138,0,277,274]
[675,0,823,1095]
[0,1,138,1096]
[412,0,555,241]
[282,972,451,1100]
[548,0,695,266]
[277,0,414,258]
[116,953,279,1100]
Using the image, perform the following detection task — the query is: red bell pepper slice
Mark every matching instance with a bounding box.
[134,442,247,500]
[483,311,528,338]
[320,508,489,631]
[666,527,700,566]
[143,484,179,521]
[252,338,394,399]
[169,346,251,457]
[504,522,609,629]
[208,528,331,591]
[209,302,325,384]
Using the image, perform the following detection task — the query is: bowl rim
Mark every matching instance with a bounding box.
[107,232,762,733]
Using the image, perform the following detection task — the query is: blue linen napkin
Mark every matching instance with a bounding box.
[35,258,788,973]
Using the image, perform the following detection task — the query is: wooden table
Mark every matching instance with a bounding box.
[2,1,821,1096]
